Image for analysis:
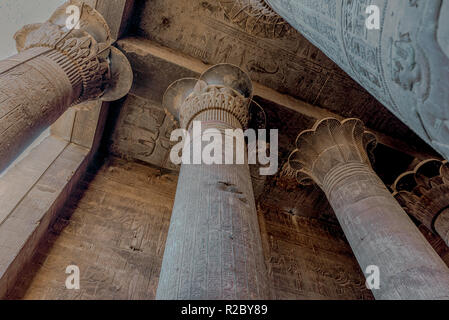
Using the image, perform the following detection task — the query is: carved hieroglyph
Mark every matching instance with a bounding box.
[218,0,292,38]
[156,64,270,300]
[393,159,449,246]
[288,118,449,299]
[266,0,449,160]
[0,0,132,172]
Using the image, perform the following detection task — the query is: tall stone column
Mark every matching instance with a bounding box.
[265,0,449,161]
[288,118,449,300]
[393,159,449,246]
[156,64,270,300]
[0,1,132,172]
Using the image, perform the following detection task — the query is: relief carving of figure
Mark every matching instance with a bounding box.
[391,33,422,92]
[415,0,449,154]
[386,0,449,157]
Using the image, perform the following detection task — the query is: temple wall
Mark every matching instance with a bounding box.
[5,158,378,300]
[258,206,373,300]
[7,158,176,299]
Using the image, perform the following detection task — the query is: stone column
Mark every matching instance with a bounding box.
[288,117,449,300]
[156,64,269,300]
[0,1,132,172]
[265,0,449,161]
[393,159,449,246]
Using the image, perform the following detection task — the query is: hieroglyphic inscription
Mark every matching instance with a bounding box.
[267,0,449,159]
[111,94,178,170]
[134,0,424,146]
[259,207,373,299]
[0,53,73,171]
[7,158,177,300]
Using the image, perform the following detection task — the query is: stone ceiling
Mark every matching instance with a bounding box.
[106,0,441,223]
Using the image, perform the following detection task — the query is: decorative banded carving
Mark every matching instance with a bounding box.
[13,1,132,103]
[179,85,250,130]
[288,118,377,189]
[0,1,132,173]
[392,159,449,246]
[219,0,292,38]
[163,64,253,130]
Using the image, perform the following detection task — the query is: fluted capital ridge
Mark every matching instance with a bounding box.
[288,118,377,187]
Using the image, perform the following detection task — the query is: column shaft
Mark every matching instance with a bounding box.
[157,65,270,299]
[289,118,449,299]
[0,1,132,172]
[0,48,79,170]
[326,162,449,299]
[157,132,268,299]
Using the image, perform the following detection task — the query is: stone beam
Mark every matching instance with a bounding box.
[86,0,135,40]
[266,0,449,160]
[0,138,90,298]
[116,36,436,160]
[51,0,136,149]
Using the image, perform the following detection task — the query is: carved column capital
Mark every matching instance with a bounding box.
[13,0,132,104]
[163,64,252,130]
[288,118,377,191]
[287,118,449,299]
[392,159,449,245]
[157,64,270,300]
[0,1,133,173]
